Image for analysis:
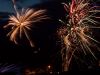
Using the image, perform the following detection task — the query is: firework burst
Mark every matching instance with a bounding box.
[58,0,100,71]
[4,1,48,47]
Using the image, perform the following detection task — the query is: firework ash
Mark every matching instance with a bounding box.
[58,0,100,71]
[4,0,48,47]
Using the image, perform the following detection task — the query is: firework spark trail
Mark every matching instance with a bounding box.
[12,0,18,14]
[58,0,100,71]
[4,0,48,47]
[0,64,17,73]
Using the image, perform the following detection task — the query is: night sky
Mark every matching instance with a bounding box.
[0,0,65,72]
[0,0,100,75]
[0,0,51,13]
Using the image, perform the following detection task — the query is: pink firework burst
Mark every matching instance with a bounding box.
[58,0,100,71]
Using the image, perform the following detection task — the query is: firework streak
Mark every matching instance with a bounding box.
[58,0,100,71]
[0,63,21,74]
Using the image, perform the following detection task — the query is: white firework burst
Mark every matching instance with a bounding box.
[4,8,48,47]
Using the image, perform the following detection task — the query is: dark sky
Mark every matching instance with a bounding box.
[0,0,50,13]
[0,0,65,64]
[0,0,100,73]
